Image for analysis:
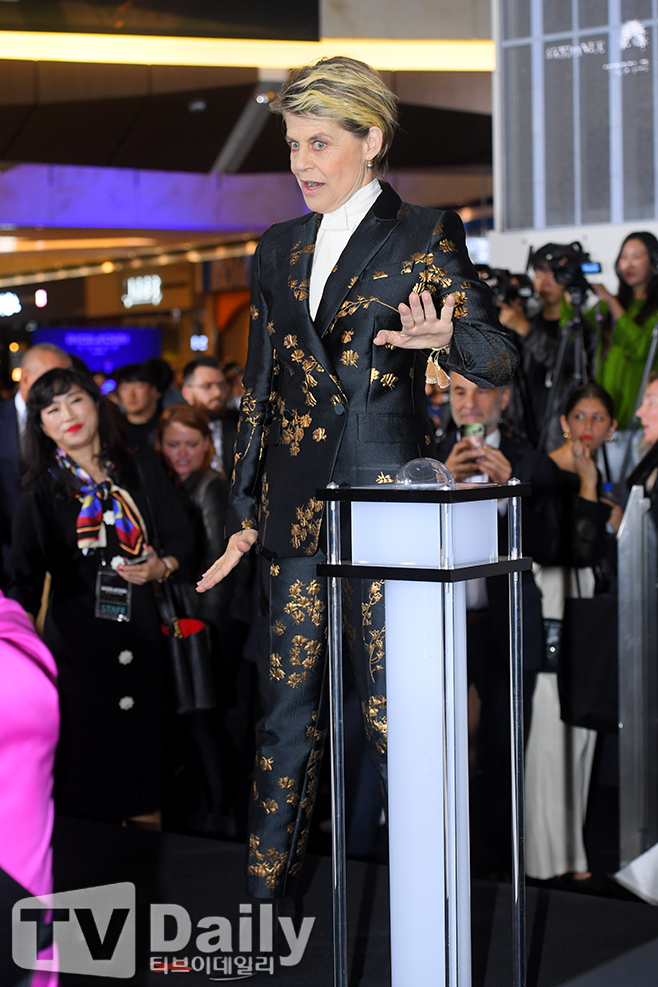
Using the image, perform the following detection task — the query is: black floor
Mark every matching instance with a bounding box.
[53,815,658,987]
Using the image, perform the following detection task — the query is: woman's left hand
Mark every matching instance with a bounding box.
[117,548,169,585]
[601,498,623,533]
[374,291,454,350]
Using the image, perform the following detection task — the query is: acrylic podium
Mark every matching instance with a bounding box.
[316,476,531,987]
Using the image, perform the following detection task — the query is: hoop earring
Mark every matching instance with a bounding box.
[563,431,571,440]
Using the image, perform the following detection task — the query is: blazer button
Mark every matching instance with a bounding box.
[333,402,345,416]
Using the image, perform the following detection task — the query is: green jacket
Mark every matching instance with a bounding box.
[592,298,658,428]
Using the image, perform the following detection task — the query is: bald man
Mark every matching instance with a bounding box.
[0,343,71,585]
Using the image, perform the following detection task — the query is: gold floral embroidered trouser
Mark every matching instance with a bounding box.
[248,553,387,898]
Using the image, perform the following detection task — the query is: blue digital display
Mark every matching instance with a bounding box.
[32,327,161,373]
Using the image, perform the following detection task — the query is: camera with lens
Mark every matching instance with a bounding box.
[527,241,601,297]
[476,265,534,308]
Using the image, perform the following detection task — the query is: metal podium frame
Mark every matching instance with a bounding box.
[617,485,658,867]
[316,480,530,987]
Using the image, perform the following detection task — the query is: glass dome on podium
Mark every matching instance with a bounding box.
[394,457,455,489]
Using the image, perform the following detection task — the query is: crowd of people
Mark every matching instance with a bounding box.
[437,229,658,883]
[1,240,658,895]
[0,351,257,841]
[2,56,658,986]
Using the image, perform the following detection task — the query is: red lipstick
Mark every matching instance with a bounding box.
[67,423,83,433]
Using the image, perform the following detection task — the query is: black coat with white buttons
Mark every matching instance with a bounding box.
[9,449,192,820]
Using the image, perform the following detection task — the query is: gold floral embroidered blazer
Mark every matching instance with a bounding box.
[227,182,518,558]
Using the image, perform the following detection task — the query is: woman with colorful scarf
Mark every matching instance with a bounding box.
[9,368,192,828]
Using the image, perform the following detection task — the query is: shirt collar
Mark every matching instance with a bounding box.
[14,389,27,430]
[456,425,501,448]
[319,180,382,232]
[485,427,501,449]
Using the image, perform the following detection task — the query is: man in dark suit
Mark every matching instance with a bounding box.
[181,357,239,480]
[0,343,71,586]
[437,370,559,875]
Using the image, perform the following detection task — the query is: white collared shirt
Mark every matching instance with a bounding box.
[14,390,27,436]
[209,419,224,473]
[463,426,505,610]
[309,180,382,321]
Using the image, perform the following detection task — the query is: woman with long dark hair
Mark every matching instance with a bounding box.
[9,367,192,827]
[594,231,658,431]
[525,382,619,882]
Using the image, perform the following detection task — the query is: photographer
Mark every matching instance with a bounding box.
[521,244,596,451]
[481,267,537,443]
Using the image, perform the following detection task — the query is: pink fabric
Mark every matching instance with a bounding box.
[0,591,59,986]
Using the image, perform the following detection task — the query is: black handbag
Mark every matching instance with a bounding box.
[136,463,216,716]
[155,579,217,716]
[557,571,618,733]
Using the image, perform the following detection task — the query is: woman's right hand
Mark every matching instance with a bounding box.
[196,528,258,592]
[592,283,624,321]
[592,283,614,306]
[497,299,530,336]
[571,439,599,500]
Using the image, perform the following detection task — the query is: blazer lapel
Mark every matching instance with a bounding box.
[313,181,401,338]
[287,211,319,335]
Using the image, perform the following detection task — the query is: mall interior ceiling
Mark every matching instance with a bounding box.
[0,62,491,174]
[0,59,492,286]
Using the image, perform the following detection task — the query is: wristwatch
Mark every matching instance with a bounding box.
[158,557,175,583]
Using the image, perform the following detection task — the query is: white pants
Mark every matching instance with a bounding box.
[525,671,597,880]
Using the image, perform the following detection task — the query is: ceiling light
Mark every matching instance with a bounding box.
[15,237,155,251]
[0,291,21,316]
[0,33,495,72]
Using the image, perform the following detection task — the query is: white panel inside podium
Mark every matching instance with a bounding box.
[351,498,498,567]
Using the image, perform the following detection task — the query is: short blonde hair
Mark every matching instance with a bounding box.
[270,56,398,175]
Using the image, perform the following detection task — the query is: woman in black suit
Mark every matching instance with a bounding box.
[198,56,518,897]
[158,403,232,627]
[158,402,252,835]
